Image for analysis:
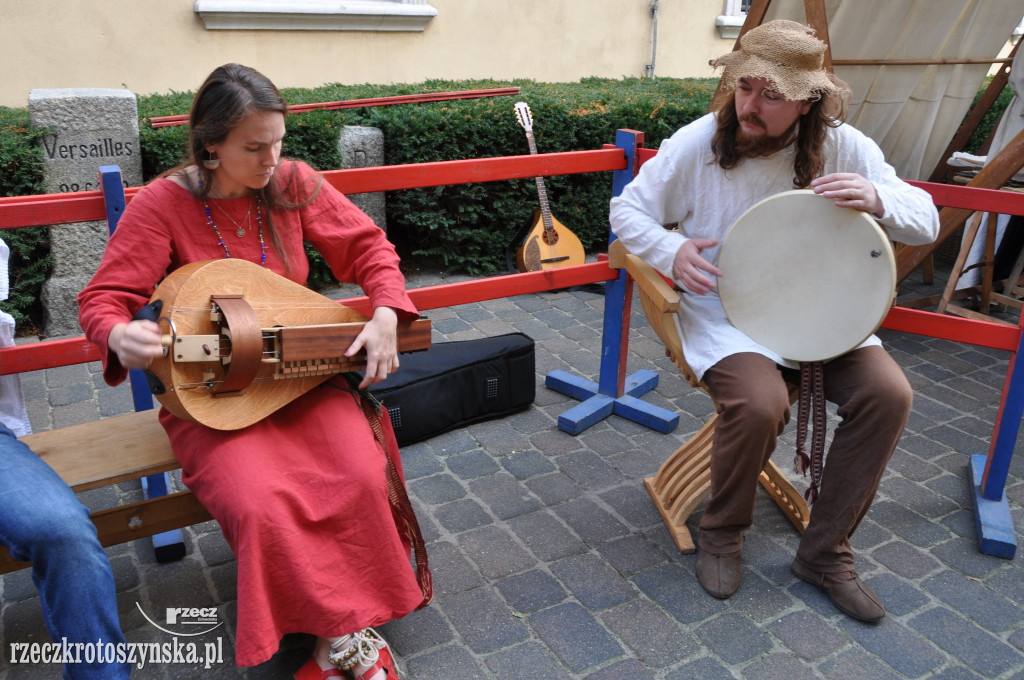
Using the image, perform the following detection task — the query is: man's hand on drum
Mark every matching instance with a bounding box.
[109,320,164,370]
[673,238,722,295]
[811,173,884,218]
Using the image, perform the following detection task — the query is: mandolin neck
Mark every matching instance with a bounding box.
[524,130,555,234]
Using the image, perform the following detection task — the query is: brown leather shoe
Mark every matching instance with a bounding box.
[791,560,885,622]
[696,549,742,599]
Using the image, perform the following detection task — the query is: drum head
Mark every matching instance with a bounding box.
[717,189,895,362]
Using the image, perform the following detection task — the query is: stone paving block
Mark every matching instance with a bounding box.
[399,441,446,479]
[817,647,906,680]
[600,597,698,667]
[403,644,490,680]
[550,553,635,610]
[909,607,1021,678]
[551,497,631,546]
[525,471,584,506]
[456,525,535,580]
[768,609,848,660]
[663,655,737,680]
[871,541,941,579]
[922,570,1024,632]
[501,448,557,479]
[380,604,454,656]
[694,612,772,665]
[495,568,567,614]
[508,510,585,562]
[597,535,669,576]
[930,536,1008,578]
[447,449,501,480]
[869,500,954,547]
[422,540,485,599]
[435,498,493,534]
[441,586,528,653]
[467,472,541,520]
[838,616,946,677]
[738,654,822,680]
[585,658,656,680]
[483,641,568,680]
[409,472,466,505]
[530,602,623,673]
[633,563,723,624]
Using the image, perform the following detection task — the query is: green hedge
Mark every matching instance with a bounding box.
[0,76,1013,331]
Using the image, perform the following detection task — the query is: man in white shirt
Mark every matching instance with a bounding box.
[610,19,939,622]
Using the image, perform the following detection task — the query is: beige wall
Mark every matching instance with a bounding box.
[0,0,732,109]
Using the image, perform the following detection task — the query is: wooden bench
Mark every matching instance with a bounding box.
[0,141,627,573]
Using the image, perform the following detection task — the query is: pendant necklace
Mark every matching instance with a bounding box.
[210,197,252,238]
[203,194,267,267]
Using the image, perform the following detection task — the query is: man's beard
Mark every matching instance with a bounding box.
[734,114,798,158]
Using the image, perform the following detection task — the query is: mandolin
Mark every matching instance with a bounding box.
[513,102,586,272]
[136,258,431,431]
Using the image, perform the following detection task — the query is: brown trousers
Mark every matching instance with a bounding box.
[698,345,912,572]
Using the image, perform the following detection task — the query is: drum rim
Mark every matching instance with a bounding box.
[718,189,895,362]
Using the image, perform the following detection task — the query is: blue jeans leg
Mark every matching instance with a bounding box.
[0,424,130,679]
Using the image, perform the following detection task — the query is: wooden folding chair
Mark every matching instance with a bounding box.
[609,240,810,553]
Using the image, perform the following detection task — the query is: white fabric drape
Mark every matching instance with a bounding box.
[0,237,32,436]
[761,0,1023,181]
[957,44,1024,289]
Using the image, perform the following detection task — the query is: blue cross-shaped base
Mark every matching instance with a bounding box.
[546,368,679,435]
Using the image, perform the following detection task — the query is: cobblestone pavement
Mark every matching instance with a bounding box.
[1,262,1023,679]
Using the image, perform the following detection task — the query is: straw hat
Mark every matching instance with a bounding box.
[711,19,845,101]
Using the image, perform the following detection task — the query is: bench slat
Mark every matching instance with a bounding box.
[0,490,213,575]
[21,409,177,492]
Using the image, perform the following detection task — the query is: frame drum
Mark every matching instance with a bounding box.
[717,189,896,363]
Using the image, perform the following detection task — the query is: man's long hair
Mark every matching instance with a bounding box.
[711,89,848,189]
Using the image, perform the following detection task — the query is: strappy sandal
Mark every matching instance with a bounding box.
[328,627,399,679]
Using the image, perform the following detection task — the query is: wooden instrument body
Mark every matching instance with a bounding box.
[718,190,896,362]
[515,208,586,272]
[145,259,430,430]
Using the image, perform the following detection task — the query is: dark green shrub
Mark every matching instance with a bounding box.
[0,107,50,330]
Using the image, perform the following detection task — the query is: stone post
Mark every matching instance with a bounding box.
[29,88,143,337]
[339,125,386,231]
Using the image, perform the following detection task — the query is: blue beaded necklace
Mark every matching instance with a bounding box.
[203,194,267,267]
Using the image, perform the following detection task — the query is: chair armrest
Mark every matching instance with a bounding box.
[625,254,679,314]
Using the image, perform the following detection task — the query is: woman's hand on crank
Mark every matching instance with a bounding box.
[673,238,721,295]
[348,306,399,389]
[109,320,164,370]
[811,173,884,218]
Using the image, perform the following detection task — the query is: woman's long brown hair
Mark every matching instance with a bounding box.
[168,63,322,272]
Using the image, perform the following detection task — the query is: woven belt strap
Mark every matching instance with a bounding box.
[339,375,433,608]
[794,361,826,504]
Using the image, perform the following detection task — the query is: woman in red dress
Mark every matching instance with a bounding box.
[78,64,431,680]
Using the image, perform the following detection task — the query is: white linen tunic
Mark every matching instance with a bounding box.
[610,113,939,381]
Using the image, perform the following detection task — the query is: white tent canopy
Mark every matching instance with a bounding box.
[759,0,1022,181]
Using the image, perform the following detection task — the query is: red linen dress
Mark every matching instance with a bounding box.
[77,161,428,666]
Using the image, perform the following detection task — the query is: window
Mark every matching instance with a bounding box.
[716,0,751,39]
[194,0,438,32]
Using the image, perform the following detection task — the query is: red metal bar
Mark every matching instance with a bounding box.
[0,261,617,376]
[324,149,626,194]
[881,306,1021,351]
[907,180,1024,215]
[0,338,100,375]
[148,87,522,128]
[0,188,140,230]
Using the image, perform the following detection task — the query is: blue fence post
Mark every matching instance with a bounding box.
[99,165,186,563]
[544,131,679,435]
